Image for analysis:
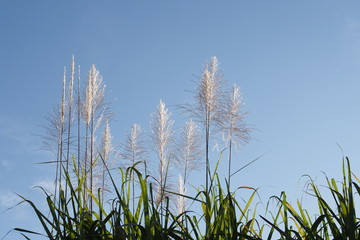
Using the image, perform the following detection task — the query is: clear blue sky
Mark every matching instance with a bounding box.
[1,1,360,238]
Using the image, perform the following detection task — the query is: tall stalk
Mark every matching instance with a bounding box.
[40,66,69,223]
[175,120,202,217]
[150,100,174,223]
[177,174,186,217]
[77,65,81,189]
[82,65,107,211]
[219,84,251,188]
[83,68,91,207]
[58,67,66,198]
[182,56,224,232]
[100,118,114,202]
[90,103,94,211]
[65,56,75,199]
[121,123,147,213]
[52,67,67,227]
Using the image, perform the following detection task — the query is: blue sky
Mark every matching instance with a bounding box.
[1,1,360,238]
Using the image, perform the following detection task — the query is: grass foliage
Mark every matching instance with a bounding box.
[14,157,360,239]
[14,157,261,240]
[261,157,360,240]
[7,57,360,239]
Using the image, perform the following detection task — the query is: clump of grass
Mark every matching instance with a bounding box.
[14,162,112,240]
[14,56,258,239]
[13,57,360,240]
[22,56,358,240]
[189,157,260,240]
[13,157,261,240]
[261,157,360,239]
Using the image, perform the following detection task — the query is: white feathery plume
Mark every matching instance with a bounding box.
[41,106,65,155]
[82,64,107,210]
[41,67,67,200]
[102,119,113,164]
[64,56,75,198]
[220,84,250,149]
[100,119,114,201]
[219,84,251,186]
[181,56,224,212]
[121,123,147,212]
[150,100,174,206]
[84,70,92,127]
[174,120,202,219]
[65,56,75,171]
[83,65,106,127]
[61,67,66,125]
[195,56,223,126]
[180,56,224,230]
[77,64,81,176]
[121,123,148,175]
[69,56,75,105]
[59,67,66,170]
[175,120,203,184]
[177,174,186,215]
[55,67,66,209]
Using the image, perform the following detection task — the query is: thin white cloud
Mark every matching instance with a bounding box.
[31,179,55,193]
[346,16,360,34]
[0,114,49,163]
[0,191,20,208]
[0,116,35,157]
[1,160,10,168]
[344,16,360,52]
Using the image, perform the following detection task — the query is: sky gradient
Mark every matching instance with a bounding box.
[1,1,360,238]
